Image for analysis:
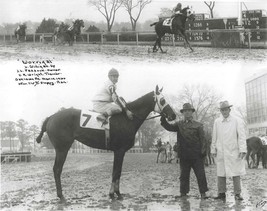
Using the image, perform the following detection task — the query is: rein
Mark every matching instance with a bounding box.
[145,114,161,121]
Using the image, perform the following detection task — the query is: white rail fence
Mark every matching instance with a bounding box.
[1,28,266,49]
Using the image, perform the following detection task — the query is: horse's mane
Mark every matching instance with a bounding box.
[127,91,154,111]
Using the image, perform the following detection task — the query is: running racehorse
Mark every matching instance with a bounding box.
[53,22,69,45]
[36,86,176,202]
[14,24,27,43]
[54,19,84,46]
[150,7,195,53]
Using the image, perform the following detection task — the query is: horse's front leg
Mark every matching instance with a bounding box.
[251,152,257,168]
[256,152,261,168]
[109,149,126,200]
[179,31,193,52]
[153,38,159,52]
[158,37,167,53]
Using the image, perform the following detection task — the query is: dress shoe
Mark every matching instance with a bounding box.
[214,193,226,200]
[180,193,188,198]
[201,193,208,199]
[235,194,243,201]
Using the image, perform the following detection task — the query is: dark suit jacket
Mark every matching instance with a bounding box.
[161,117,206,160]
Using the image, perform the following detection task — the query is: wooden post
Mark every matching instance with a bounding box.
[10,34,12,41]
[117,33,120,45]
[172,34,175,46]
[3,34,5,42]
[74,35,76,44]
[248,31,251,50]
[33,34,35,43]
[101,33,104,44]
[87,33,89,43]
[136,32,139,45]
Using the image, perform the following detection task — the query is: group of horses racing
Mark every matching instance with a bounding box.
[155,136,267,169]
[14,6,195,51]
[14,19,84,46]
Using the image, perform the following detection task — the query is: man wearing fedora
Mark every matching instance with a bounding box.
[160,103,208,199]
[211,101,246,201]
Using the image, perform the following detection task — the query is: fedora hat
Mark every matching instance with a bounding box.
[180,103,195,113]
[219,101,233,109]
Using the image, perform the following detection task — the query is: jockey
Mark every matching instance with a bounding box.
[172,3,182,17]
[16,25,21,31]
[92,68,134,123]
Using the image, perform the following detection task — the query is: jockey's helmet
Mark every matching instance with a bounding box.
[177,3,182,8]
[108,68,119,77]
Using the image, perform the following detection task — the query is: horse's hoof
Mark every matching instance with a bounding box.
[117,195,123,200]
[59,196,67,204]
[115,192,123,200]
[109,193,115,200]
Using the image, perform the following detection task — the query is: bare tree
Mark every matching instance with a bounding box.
[204,1,215,18]
[138,115,164,152]
[1,121,17,151]
[16,119,31,152]
[88,0,123,32]
[29,125,39,152]
[158,7,172,18]
[170,84,222,133]
[122,0,152,31]
[235,105,247,126]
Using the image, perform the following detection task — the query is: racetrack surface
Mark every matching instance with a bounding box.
[1,153,267,210]
[0,43,266,64]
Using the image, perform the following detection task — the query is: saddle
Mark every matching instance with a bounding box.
[80,110,110,148]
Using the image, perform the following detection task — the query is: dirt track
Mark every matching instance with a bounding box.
[1,153,267,210]
[0,42,266,64]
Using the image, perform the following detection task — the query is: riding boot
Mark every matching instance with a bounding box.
[96,112,108,124]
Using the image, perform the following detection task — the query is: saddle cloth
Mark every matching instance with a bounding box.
[80,110,110,148]
[163,18,173,27]
[80,110,109,130]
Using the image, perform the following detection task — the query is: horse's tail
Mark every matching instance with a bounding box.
[150,22,158,27]
[36,117,50,143]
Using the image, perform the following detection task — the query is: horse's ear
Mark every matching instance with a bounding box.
[156,85,159,94]
[159,87,163,92]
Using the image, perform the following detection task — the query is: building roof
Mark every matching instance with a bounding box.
[245,70,267,84]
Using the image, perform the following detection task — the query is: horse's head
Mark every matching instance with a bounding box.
[73,19,84,34]
[20,24,27,30]
[184,6,195,21]
[154,85,176,121]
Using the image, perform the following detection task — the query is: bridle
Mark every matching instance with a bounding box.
[131,91,169,121]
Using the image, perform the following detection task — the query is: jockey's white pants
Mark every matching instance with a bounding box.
[93,102,122,116]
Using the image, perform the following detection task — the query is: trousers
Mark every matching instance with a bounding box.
[217,176,241,194]
[93,102,122,116]
[180,158,208,194]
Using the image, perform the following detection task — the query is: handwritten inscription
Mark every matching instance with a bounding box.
[15,60,67,86]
